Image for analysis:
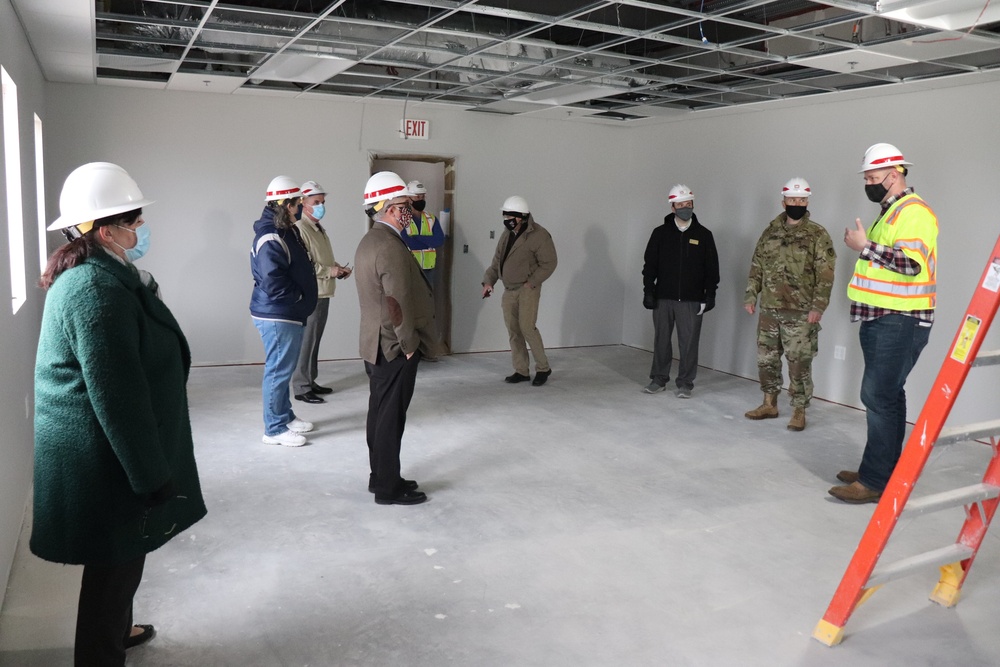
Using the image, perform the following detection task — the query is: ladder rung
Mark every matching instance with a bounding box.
[936,419,1000,446]
[972,349,1000,367]
[868,544,975,588]
[903,483,1000,517]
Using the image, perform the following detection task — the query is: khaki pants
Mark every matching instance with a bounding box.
[501,284,549,375]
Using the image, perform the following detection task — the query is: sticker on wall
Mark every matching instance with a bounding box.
[950,315,982,365]
[982,258,1000,293]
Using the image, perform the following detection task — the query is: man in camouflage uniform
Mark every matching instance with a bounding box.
[744,177,836,431]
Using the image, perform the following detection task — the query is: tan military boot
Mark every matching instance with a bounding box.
[745,393,779,420]
[787,407,806,431]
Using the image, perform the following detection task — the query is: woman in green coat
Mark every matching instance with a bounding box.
[33,162,206,666]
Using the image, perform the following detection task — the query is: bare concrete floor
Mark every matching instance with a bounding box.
[2,345,999,666]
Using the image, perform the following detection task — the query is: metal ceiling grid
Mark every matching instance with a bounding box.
[85,0,1000,119]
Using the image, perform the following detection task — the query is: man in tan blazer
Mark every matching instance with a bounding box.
[355,172,438,506]
[482,195,558,386]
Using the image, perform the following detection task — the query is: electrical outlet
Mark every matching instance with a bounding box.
[834,345,846,361]
[463,244,469,253]
[490,230,494,239]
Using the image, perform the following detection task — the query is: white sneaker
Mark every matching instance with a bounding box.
[286,418,314,433]
[263,430,307,447]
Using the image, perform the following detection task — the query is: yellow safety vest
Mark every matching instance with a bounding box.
[847,194,938,311]
[407,212,438,270]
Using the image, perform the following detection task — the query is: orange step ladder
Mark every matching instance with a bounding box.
[813,233,1000,646]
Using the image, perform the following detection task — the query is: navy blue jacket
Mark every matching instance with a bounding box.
[249,206,318,324]
[642,213,720,303]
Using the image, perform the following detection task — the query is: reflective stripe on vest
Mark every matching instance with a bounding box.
[407,212,437,269]
[847,195,938,310]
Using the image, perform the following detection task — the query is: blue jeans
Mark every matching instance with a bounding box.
[253,318,304,436]
[857,314,931,491]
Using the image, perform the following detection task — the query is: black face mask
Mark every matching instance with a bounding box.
[295,203,303,221]
[864,174,891,203]
[785,205,807,221]
[412,200,426,212]
[503,218,518,231]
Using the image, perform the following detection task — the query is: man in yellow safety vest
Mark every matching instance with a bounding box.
[402,180,445,287]
[829,143,938,504]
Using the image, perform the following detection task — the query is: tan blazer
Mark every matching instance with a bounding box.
[355,222,438,364]
[483,215,558,289]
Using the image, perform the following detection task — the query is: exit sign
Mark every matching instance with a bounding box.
[400,118,429,140]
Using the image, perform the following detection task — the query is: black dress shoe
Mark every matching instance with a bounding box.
[505,372,531,383]
[375,489,428,505]
[369,478,419,494]
[124,624,155,649]
[532,370,552,386]
[294,391,324,404]
[311,385,334,395]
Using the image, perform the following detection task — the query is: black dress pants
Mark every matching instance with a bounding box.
[75,554,146,667]
[365,346,421,496]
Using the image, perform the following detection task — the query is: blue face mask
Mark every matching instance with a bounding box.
[311,203,326,221]
[115,224,150,262]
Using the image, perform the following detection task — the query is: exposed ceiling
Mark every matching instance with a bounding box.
[11,0,1000,123]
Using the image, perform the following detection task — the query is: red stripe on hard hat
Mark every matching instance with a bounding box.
[782,187,811,193]
[870,155,904,165]
[365,184,406,200]
[267,187,299,197]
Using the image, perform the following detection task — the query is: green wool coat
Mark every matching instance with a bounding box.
[31,250,206,566]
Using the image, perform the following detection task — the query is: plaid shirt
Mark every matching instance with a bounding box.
[850,187,935,323]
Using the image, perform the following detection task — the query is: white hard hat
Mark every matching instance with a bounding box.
[407,180,427,195]
[363,171,409,210]
[668,184,694,204]
[502,195,529,217]
[49,162,154,232]
[781,177,812,198]
[299,180,326,197]
[265,175,300,202]
[859,143,912,173]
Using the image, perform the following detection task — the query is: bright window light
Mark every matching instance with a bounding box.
[35,113,46,274]
[2,66,27,314]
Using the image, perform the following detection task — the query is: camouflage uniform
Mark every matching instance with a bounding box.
[744,212,836,407]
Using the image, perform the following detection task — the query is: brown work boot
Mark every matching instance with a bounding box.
[745,393,779,420]
[836,470,859,484]
[828,481,881,504]
[787,407,806,431]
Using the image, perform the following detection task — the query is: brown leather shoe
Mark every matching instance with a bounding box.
[836,470,859,484]
[829,481,881,504]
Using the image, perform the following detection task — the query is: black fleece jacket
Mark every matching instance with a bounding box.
[642,213,720,303]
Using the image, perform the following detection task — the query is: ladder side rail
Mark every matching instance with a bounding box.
[817,235,1000,639]
[936,437,1000,601]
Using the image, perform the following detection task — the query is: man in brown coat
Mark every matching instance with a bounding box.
[355,172,438,505]
[482,195,558,386]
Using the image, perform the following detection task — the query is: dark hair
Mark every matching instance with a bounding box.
[268,197,301,230]
[39,208,142,290]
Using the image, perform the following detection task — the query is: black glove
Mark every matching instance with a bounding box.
[643,292,657,310]
[704,296,715,313]
[144,479,176,508]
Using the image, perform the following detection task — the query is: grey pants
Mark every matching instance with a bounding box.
[650,300,703,390]
[292,297,330,394]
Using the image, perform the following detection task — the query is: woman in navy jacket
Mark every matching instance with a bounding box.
[249,176,319,446]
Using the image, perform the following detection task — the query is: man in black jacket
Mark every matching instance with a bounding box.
[641,184,720,398]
